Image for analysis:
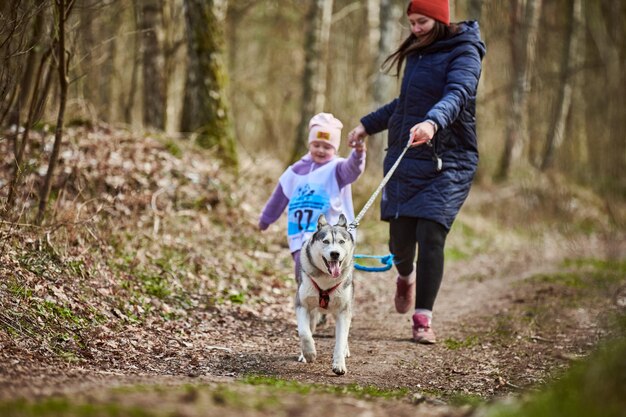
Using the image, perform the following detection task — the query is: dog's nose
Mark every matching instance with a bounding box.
[330,251,340,260]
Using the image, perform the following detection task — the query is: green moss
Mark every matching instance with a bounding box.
[242,375,410,400]
[448,392,485,407]
[0,397,156,417]
[527,257,625,294]
[482,320,626,417]
[163,139,182,158]
[228,292,245,304]
[8,281,32,299]
[443,335,479,350]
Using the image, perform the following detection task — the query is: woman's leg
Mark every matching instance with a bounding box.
[389,217,418,276]
[414,218,449,310]
[389,217,418,313]
[410,218,448,344]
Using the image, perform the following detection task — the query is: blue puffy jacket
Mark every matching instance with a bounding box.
[361,21,486,230]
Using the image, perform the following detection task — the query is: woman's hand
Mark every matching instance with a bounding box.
[409,121,436,147]
[348,124,368,152]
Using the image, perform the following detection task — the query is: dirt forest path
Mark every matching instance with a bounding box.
[214,212,612,393]
[2,147,624,416]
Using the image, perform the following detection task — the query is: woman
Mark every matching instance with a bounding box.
[348,0,486,344]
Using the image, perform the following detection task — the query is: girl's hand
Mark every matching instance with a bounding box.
[409,121,436,147]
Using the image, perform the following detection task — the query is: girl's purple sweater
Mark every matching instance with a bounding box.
[259,150,366,230]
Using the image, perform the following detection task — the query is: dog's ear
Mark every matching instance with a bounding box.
[317,214,328,230]
[336,213,348,228]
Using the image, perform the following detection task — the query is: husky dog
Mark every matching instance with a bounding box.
[296,213,355,375]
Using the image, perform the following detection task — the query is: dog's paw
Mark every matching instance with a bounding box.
[332,360,347,376]
[298,353,307,363]
[301,337,316,363]
[302,350,317,363]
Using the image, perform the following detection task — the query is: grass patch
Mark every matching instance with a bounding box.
[480,316,626,417]
[447,392,485,407]
[243,375,410,400]
[443,335,479,350]
[163,139,182,158]
[527,257,625,295]
[0,397,157,417]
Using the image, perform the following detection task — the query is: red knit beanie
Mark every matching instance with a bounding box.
[407,0,450,25]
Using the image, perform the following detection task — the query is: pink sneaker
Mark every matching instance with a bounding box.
[394,274,415,314]
[412,313,436,344]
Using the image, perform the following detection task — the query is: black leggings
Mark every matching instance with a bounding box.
[389,217,449,310]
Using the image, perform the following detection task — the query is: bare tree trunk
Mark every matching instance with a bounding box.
[540,0,581,170]
[467,0,483,21]
[181,0,237,169]
[370,0,401,162]
[140,0,165,129]
[496,0,542,181]
[15,0,47,121]
[124,4,140,124]
[162,0,187,133]
[366,0,380,64]
[290,0,334,163]
[8,47,52,208]
[585,0,625,195]
[37,0,74,225]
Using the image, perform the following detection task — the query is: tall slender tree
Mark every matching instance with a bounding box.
[290,0,334,163]
[371,0,402,161]
[37,0,75,224]
[540,0,581,170]
[496,0,543,180]
[181,0,237,168]
[140,0,165,129]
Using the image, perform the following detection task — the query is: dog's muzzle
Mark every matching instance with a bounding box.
[323,257,342,278]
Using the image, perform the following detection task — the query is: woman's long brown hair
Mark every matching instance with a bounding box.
[382,22,459,77]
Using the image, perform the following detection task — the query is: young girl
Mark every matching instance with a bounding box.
[259,112,366,281]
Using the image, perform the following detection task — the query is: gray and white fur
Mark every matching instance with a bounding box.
[296,213,355,375]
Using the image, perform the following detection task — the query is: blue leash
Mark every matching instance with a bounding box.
[353,253,394,272]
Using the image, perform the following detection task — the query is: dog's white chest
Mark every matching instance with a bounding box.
[300,281,351,312]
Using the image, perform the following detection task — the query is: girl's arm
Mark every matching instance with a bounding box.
[259,184,289,230]
[336,149,366,189]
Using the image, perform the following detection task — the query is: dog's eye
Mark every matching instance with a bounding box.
[323,240,330,244]
[338,240,345,244]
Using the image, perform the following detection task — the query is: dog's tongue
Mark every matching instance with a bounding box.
[328,261,341,278]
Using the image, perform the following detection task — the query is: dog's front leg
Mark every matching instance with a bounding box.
[296,306,317,363]
[332,309,352,375]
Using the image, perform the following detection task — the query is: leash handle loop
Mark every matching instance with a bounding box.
[353,254,394,272]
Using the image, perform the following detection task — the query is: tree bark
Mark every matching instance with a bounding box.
[8,47,52,208]
[467,0,483,21]
[540,0,581,170]
[370,0,401,161]
[37,0,74,225]
[290,0,334,164]
[181,0,237,169]
[496,0,543,181]
[140,0,166,129]
[584,0,625,195]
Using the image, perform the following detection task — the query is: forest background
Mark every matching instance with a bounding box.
[1,0,625,222]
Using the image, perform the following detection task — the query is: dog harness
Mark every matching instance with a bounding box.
[309,278,343,309]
